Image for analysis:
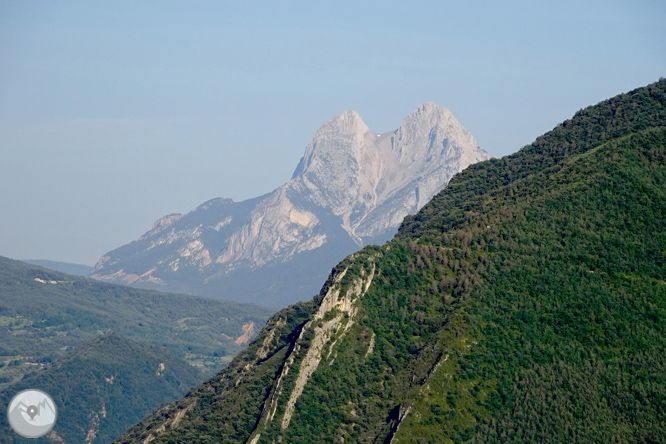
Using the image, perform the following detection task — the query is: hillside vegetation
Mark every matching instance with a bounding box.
[0,334,201,444]
[117,79,666,443]
[0,256,274,386]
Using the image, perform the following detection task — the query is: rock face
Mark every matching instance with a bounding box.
[91,103,490,307]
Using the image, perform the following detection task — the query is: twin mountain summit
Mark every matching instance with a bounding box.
[90,101,491,307]
[4,79,666,443]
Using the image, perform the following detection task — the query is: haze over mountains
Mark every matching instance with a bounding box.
[91,103,490,307]
[22,259,93,277]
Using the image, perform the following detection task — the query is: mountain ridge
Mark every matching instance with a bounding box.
[22,259,93,276]
[115,78,666,443]
[0,255,273,386]
[91,103,490,307]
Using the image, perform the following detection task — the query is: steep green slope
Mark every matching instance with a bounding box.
[0,256,275,385]
[116,79,666,443]
[394,125,666,443]
[0,334,201,444]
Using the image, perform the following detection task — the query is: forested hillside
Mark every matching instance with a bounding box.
[117,79,666,443]
[0,334,201,444]
[0,256,274,387]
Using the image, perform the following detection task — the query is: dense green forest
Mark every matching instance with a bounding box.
[117,79,666,443]
[0,334,202,444]
[0,256,274,387]
[395,113,666,443]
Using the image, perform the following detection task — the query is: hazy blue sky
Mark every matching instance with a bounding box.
[1,1,664,265]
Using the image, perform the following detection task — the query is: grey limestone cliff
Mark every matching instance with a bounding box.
[91,103,490,307]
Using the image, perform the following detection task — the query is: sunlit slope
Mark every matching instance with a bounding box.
[0,256,274,383]
[117,79,666,443]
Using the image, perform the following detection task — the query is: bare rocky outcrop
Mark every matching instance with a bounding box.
[244,259,377,442]
[138,399,198,444]
[235,321,256,346]
[84,403,106,444]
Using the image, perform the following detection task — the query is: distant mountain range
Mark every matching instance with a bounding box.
[117,80,666,443]
[22,259,93,276]
[90,103,491,307]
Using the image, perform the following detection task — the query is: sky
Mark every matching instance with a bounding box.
[1,0,665,266]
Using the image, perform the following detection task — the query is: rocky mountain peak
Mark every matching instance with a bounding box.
[140,213,183,239]
[292,109,370,179]
[390,102,477,166]
[413,100,451,117]
[91,103,491,307]
[396,102,455,136]
[293,103,474,179]
[194,197,234,212]
[326,109,368,133]
[285,103,490,246]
